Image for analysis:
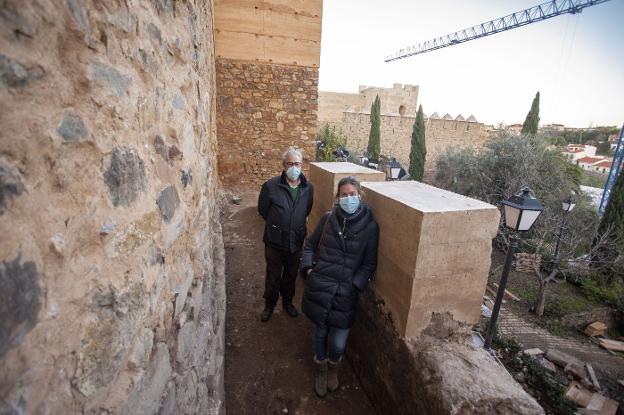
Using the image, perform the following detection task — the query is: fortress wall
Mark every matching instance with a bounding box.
[215,0,323,187]
[340,113,485,173]
[0,1,225,414]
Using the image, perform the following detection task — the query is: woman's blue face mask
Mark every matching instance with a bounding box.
[339,195,360,214]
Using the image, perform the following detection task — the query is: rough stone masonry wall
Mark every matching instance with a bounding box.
[216,59,318,188]
[0,1,225,414]
[338,113,485,173]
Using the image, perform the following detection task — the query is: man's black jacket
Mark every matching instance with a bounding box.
[258,171,314,253]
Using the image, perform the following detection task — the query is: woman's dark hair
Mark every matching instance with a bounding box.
[335,176,363,197]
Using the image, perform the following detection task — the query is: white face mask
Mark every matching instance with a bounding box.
[285,166,301,181]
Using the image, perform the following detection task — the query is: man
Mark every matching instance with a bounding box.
[258,148,314,322]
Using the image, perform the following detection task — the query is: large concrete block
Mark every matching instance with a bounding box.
[362,181,500,339]
[307,162,385,231]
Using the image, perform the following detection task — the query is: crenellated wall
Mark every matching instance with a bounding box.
[0,1,225,414]
[215,0,322,188]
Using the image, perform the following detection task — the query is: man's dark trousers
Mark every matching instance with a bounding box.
[264,245,301,307]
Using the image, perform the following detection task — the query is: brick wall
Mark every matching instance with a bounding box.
[216,59,318,187]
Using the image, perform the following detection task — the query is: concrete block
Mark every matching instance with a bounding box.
[307,162,385,231]
[362,181,499,339]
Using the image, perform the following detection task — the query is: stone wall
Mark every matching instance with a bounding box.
[0,1,225,414]
[216,59,318,187]
[214,0,322,189]
[348,291,545,415]
[338,113,486,173]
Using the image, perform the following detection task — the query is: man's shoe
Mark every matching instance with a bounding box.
[260,306,274,322]
[283,303,298,318]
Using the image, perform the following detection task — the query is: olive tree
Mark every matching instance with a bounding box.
[435,133,611,316]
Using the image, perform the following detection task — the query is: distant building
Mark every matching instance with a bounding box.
[609,133,620,151]
[541,123,565,133]
[562,144,597,162]
[505,124,523,135]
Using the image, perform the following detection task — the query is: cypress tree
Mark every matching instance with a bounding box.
[409,104,427,181]
[367,95,381,160]
[521,91,540,135]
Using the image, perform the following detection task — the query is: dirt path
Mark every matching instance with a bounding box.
[222,192,376,415]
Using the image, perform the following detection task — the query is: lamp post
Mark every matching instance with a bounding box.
[386,157,402,181]
[484,187,544,350]
[333,147,349,162]
[359,153,369,167]
[315,139,326,161]
[551,195,576,272]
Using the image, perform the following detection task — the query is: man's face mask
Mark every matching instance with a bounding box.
[339,195,360,214]
[285,165,301,181]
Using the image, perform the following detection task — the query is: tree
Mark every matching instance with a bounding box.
[521,91,540,135]
[316,123,348,162]
[367,95,381,160]
[435,133,603,316]
[409,104,427,181]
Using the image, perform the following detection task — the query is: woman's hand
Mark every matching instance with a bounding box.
[307,268,312,276]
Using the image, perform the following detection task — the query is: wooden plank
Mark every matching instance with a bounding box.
[585,321,608,337]
[485,286,506,303]
[565,381,592,407]
[492,283,521,301]
[598,338,624,352]
[590,337,617,356]
[585,363,601,390]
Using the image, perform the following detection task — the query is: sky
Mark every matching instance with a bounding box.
[318,0,624,128]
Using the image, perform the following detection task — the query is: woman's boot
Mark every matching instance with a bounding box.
[314,358,328,397]
[327,360,340,392]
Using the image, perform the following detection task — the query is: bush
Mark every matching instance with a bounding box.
[316,123,348,162]
[579,275,624,314]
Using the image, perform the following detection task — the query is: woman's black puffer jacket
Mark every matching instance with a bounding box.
[301,204,379,329]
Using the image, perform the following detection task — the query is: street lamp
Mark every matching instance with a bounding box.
[386,157,402,181]
[315,139,326,161]
[484,187,544,350]
[552,195,575,272]
[333,147,349,162]
[359,153,369,166]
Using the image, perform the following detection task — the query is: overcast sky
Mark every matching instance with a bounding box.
[318,0,624,128]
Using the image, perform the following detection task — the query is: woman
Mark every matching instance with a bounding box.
[300,176,379,398]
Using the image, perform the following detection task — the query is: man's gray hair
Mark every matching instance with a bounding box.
[282,147,303,163]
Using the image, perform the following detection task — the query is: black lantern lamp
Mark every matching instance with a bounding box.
[332,147,349,162]
[315,139,326,161]
[484,187,544,350]
[502,187,545,231]
[387,158,402,181]
[561,195,576,212]
[359,153,369,166]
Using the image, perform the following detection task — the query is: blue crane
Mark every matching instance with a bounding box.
[385,0,612,62]
[599,126,623,216]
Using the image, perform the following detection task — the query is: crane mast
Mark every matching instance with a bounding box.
[599,126,624,216]
[385,0,611,63]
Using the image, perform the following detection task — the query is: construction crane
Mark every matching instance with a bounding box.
[385,0,621,215]
[599,126,623,216]
[385,0,611,62]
